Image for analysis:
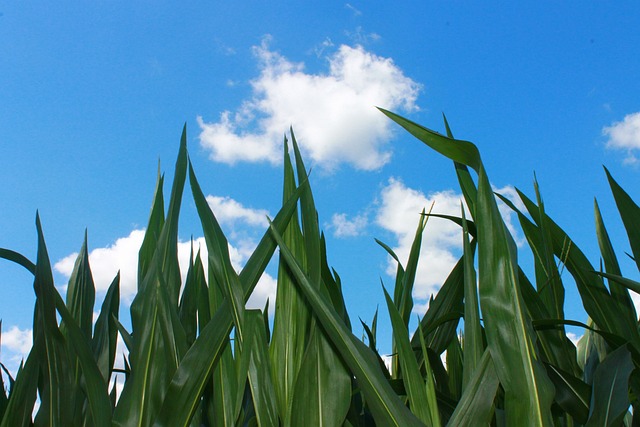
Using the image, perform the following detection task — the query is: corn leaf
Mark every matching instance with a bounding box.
[586,345,633,427]
[290,327,352,427]
[383,287,435,425]
[446,349,498,427]
[153,162,304,427]
[545,364,590,424]
[270,139,312,423]
[461,209,482,389]
[594,200,636,314]
[53,292,112,427]
[246,310,278,427]
[32,213,73,427]
[0,350,39,427]
[416,321,442,427]
[514,189,640,351]
[269,221,425,427]
[605,167,640,274]
[92,273,120,383]
[380,108,554,426]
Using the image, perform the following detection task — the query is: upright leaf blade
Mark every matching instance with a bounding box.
[381,109,554,426]
[383,287,435,425]
[269,222,425,427]
[586,345,633,427]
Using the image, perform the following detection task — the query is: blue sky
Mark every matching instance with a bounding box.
[2,2,640,373]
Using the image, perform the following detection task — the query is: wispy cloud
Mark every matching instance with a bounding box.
[345,3,362,16]
[345,26,381,45]
[198,37,420,172]
[603,112,640,165]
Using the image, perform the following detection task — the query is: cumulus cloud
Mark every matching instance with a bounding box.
[206,195,269,228]
[55,229,145,299]
[603,112,640,164]
[329,212,368,237]
[375,178,523,314]
[376,178,465,312]
[198,38,420,172]
[54,196,277,311]
[1,325,33,376]
[1,325,32,356]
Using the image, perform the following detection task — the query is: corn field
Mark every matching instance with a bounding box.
[2,109,640,426]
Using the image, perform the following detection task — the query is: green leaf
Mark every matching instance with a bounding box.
[113,128,189,427]
[54,292,112,427]
[410,256,464,359]
[138,167,165,286]
[442,116,477,219]
[446,335,463,402]
[269,221,425,427]
[179,244,199,346]
[269,138,312,423]
[383,287,436,425]
[396,209,426,328]
[498,193,580,376]
[597,272,640,295]
[416,321,441,426]
[0,350,39,427]
[545,364,590,424]
[153,164,304,427]
[605,167,640,274]
[446,349,499,427]
[290,327,352,427]
[379,108,481,171]
[0,248,35,274]
[246,310,278,427]
[92,273,120,383]
[513,189,640,351]
[586,345,633,427]
[32,213,73,427]
[381,109,554,426]
[461,208,482,389]
[594,198,637,324]
[529,178,566,323]
[64,231,96,339]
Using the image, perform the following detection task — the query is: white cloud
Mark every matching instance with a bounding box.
[206,195,269,228]
[1,325,33,377]
[1,325,32,356]
[345,26,381,45]
[375,178,523,314]
[54,196,277,312]
[329,212,368,237]
[376,178,465,311]
[247,273,277,314]
[603,112,640,164]
[345,3,362,16]
[55,229,145,300]
[312,37,335,58]
[198,38,421,172]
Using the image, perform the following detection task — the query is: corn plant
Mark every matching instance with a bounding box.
[1,110,640,426]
